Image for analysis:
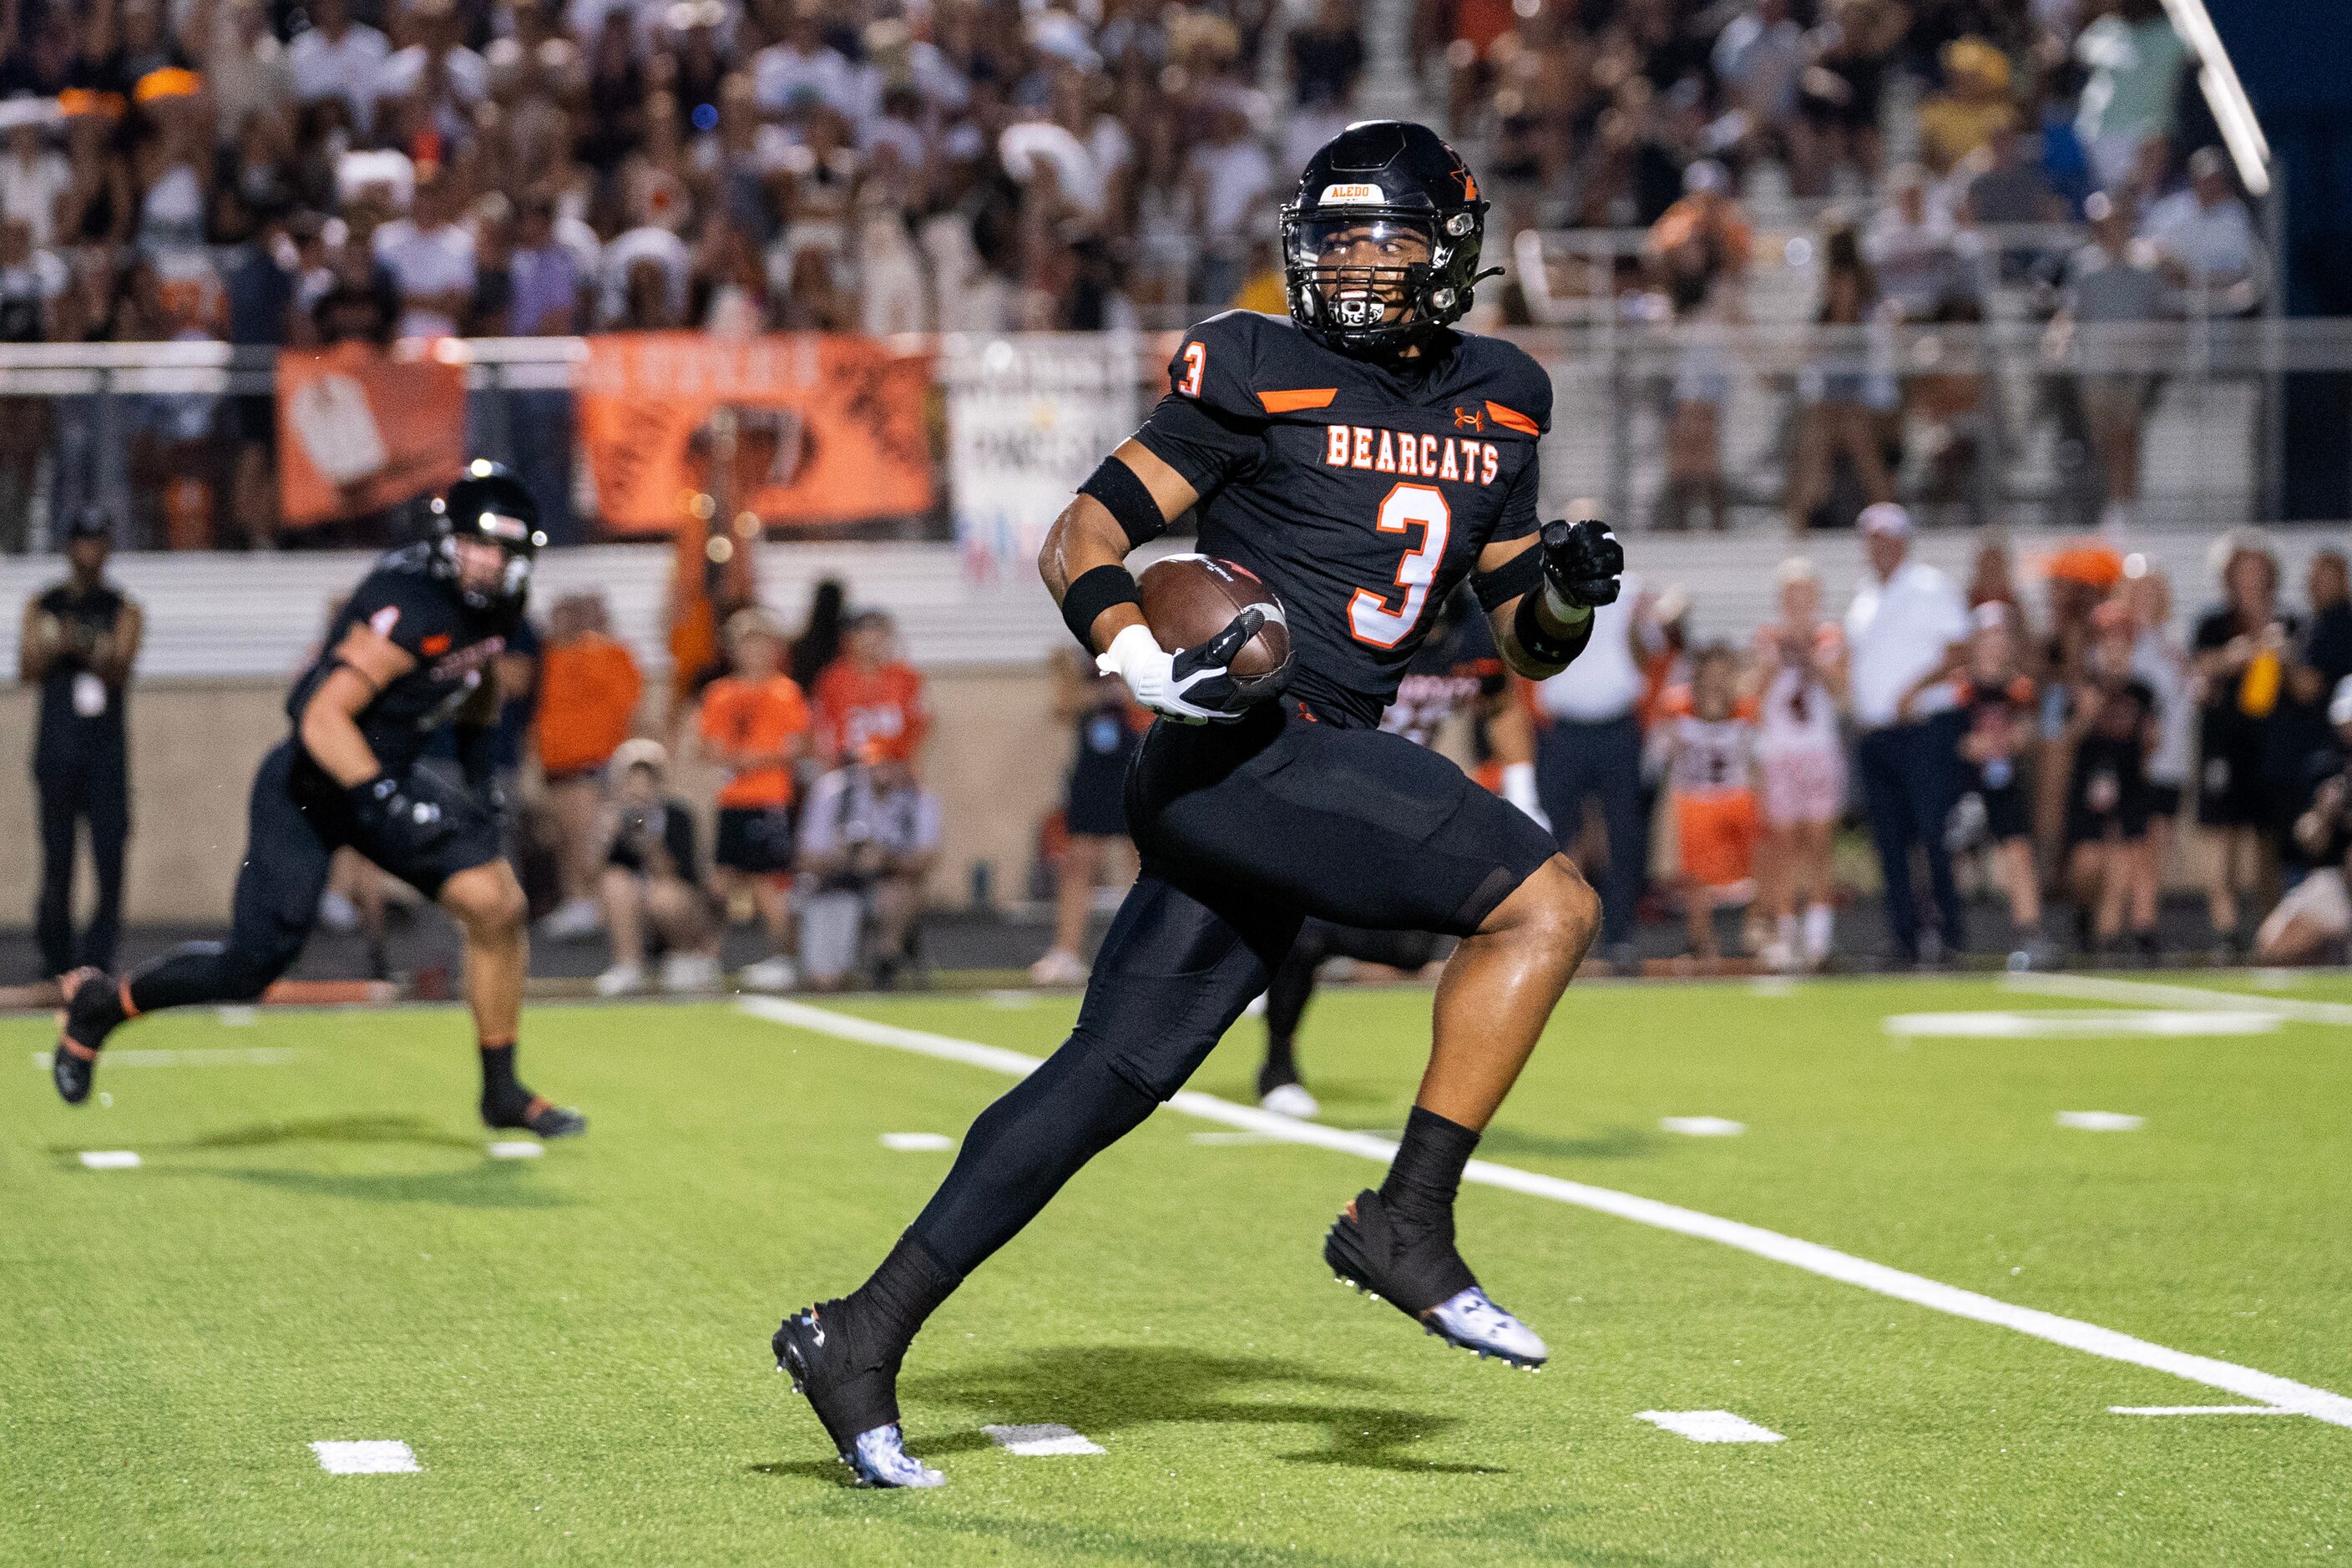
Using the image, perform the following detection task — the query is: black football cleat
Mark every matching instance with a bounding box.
[482,1091,587,1139]
[52,967,118,1106]
[1325,1188,1548,1369]
[772,1302,943,1488]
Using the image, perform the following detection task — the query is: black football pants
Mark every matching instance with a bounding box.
[125,741,499,1014]
[33,746,129,975]
[904,701,1555,1278]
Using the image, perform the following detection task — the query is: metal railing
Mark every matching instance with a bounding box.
[0,312,2338,553]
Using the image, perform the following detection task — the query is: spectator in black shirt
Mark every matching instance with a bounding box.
[19,507,142,978]
[2191,533,2290,952]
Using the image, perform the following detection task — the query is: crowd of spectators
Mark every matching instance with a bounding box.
[0,0,2275,549]
[1498,508,2352,972]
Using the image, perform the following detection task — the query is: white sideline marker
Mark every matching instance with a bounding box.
[1636,1410,1784,1444]
[2006,971,2352,1027]
[736,997,2352,1430]
[1660,1116,1744,1137]
[1884,1010,2279,1039]
[880,1132,953,1151]
[486,1141,544,1160]
[77,1151,140,1170]
[33,1048,298,1070]
[2057,1111,2145,1132]
[2111,1404,2295,1416]
[310,1440,421,1474]
[983,1423,1105,1457]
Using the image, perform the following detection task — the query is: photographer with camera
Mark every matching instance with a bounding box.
[795,744,941,990]
[594,739,722,995]
[20,508,142,981]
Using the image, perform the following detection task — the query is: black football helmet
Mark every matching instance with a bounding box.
[1279,120,1497,360]
[430,459,545,611]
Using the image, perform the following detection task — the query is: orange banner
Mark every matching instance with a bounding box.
[577,333,933,534]
[276,341,468,529]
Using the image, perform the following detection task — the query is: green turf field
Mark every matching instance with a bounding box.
[5,971,2349,1565]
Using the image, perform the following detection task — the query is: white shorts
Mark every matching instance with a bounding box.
[1758,746,1846,827]
[2258,867,2352,948]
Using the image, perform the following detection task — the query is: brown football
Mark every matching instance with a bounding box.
[1137,553,1292,682]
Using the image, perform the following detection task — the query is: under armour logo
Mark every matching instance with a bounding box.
[1452,407,1485,432]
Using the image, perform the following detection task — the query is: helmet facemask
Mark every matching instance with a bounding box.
[1280,205,1487,360]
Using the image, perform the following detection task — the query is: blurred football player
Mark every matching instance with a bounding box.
[772,122,1620,1486]
[51,463,584,1140]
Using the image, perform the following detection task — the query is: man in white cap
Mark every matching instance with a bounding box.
[1845,503,1971,964]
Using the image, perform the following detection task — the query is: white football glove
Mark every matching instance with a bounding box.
[1096,616,1266,726]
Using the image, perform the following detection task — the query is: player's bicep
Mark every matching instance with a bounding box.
[1112,439,1200,524]
[325,624,417,702]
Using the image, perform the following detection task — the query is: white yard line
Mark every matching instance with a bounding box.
[2110,1404,2295,1416]
[2005,972,2352,1027]
[31,1048,301,1069]
[740,996,2352,1430]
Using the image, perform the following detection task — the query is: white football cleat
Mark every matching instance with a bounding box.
[736,955,798,992]
[846,1424,945,1489]
[1259,1082,1320,1119]
[593,962,645,998]
[1423,1286,1549,1368]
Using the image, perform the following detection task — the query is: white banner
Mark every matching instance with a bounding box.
[944,333,1141,583]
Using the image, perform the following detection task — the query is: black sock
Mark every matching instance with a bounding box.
[1258,1034,1299,1095]
[843,1232,962,1353]
[479,1040,520,1101]
[1379,1105,1480,1231]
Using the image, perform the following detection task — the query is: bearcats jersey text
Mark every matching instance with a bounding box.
[286,543,519,773]
[1133,311,1551,726]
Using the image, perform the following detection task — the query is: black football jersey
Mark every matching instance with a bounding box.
[1130,310,1550,726]
[1381,595,1506,748]
[286,544,518,773]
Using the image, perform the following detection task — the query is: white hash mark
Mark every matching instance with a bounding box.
[310,1440,421,1474]
[880,1132,953,1151]
[982,1424,1105,1456]
[1636,1410,1785,1444]
[78,1151,140,1170]
[1660,1116,1745,1136]
[2057,1111,2145,1131]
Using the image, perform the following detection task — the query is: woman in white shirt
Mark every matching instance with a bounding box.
[1754,557,1850,969]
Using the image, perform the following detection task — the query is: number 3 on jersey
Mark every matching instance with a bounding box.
[1348,483,1452,648]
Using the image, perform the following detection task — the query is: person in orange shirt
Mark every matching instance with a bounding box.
[812,609,928,766]
[696,608,812,992]
[534,593,645,939]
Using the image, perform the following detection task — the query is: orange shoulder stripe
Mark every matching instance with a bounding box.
[1257,387,1338,413]
[1484,400,1541,436]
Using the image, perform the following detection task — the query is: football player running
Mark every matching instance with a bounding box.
[773,121,1621,1487]
[52,462,584,1141]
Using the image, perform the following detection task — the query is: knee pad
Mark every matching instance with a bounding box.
[218,927,306,1000]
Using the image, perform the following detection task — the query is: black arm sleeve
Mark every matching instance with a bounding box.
[454,721,499,797]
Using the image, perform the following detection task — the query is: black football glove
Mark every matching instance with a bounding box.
[1539,518,1624,611]
[346,769,479,862]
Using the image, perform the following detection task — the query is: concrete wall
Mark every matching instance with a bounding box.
[1,665,1066,927]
